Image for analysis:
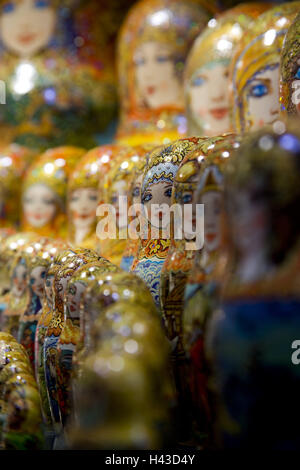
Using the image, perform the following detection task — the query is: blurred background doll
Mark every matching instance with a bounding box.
[99,145,151,267]
[21,146,85,238]
[280,11,300,117]
[0,0,135,150]
[230,1,300,134]
[116,0,212,146]
[68,151,105,250]
[0,143,36,229]
[184,3,270,137]
[206,123,300,449]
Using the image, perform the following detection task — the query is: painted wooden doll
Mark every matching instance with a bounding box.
[35,248,77,438]
[0,333,43,450]
[69,283,170,449]
[0,0,119,150]
[181,136,239,446]
[99,145,151,267]
[18,238,66,367]
[21,146,85,238]
[55,259,119,429]
[0,232,38,301]
[116,0,211,146]
[159,135,235,442]
[68,151,105,250]
[76,270,156,364]
[131,138,200,311]
[68,145,139,251]
[280,12,300,117]
[230,2,300,134]
[120,146,152,271]
[1,252,31,339]
[43,248,100,435]
[0,144,37,229]
[184,3,270,137]
[206,123,300,449]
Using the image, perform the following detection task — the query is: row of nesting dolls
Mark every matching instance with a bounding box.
[0,0,299,150]
[1,118,300,449]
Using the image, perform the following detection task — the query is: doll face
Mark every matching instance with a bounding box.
[30,265,46,298]
[69,188,98,231]
[230,185,269,258]
[0,0,56,57]
[142,180,173,229]
[11,261,27,297]
[110,180,127,229]
[134,41,183,109]
[244,65,280,130]
[202,190,222,252]
[66,281,86,319]
[189,63,230,135]
[23,183,57,228]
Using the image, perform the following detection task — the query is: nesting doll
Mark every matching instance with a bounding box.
[22,146,85,238]
[179,136,239,445]
[120,145,153,271]
[0,0,121,150]
[43,248,100,434]
[206,123,300,449]
[0,333,43,450]
[230,2,300,134]
[131,138,200,310]
[280,12,300,117]
[35,248,77,437]
[184,3,270,137]
[116,0,211,146]
[68,151,104,250]
[0,144,36,229]
[0,232,38,301]
[69,287,170,450]
[99,145,151,267]
[76,271,156,362]
[55,259,119,429]
[1,252,30,338]
[18,238,66,367]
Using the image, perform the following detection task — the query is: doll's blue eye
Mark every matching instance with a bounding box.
[164,188,172,198]
[182,194,192,204]
[156,55,170,63]
[192,76,205,87]
[30,278,35,285]
[250,83,268,98]
[135,57,145,66]
[132,187,140,198]
[35,0,50,8]
[295,67,300,79]
[2,2,15,14]
[142,193,152,203]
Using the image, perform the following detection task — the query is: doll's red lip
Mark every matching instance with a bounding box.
[33,213,43,220]
[209,108,228,120]
[146,86,156,95]
[206,233,216,242]
[70,305,76,312]
[18,33,37,44]
[74,213,93,219]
